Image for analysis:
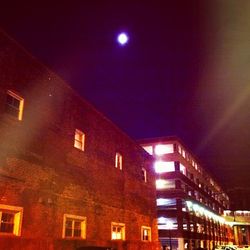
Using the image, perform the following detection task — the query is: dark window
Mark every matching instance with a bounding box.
[0,212,14,233]
[5,91,24,120]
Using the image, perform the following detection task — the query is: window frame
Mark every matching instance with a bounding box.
[74,129,85,151]
[0,204,23,236]
[5,90,24,121]
[115,152,122,170]
[62,214,86,239]
[111,222,125,240]
[141,226,151,242]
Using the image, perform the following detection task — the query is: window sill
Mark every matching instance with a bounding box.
[62,237,86,240]
[0,233,21,237]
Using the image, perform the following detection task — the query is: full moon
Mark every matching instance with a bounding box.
[117,33,129,45]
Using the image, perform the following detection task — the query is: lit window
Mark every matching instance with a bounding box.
[195,163,198,170]
[154,161,175,173]
[178,145,182,154]
[183,219,188,230]
[154,144,174,155]
[111,222,125,240]
[157,218,177,230]
[190,222,196,232]
[143,146,153,155]
[115,153,122,170]
[157,198,176,207]
[197,223,202,233]
[156,179,176,189]
[0,204,23,236]
[141,168,147,182]
[5,90,24,121]
[182,149,186,158]
[141,226,151,241]
[74,129,85,151]
[62,214,86,239]
[180,164,186,175]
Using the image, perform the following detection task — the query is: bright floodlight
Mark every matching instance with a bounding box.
[117,33,129,45]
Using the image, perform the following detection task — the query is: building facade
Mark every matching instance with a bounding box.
[0,29,160,250]
[139,137,234,250]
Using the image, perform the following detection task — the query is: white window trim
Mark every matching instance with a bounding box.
[0,204,23,236]
[74,129,85,151]
[6,90,24,121]
[62,214,86,239]
[111,222,125,240]
[115,153,122,170]
[141,226,151,242]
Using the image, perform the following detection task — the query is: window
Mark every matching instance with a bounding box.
[5,90,24,120]
[0,204,23,236]
[115,153,122,170]
[194,163,198,170]
[183,218,188,230]
[180,163,186,175]
[142,146,153,155]
[74,129,85,151]
[141,226,151,241]
[157,198,177,209]
[111,222,125,240]
[154,161,175,173]
[141,168,147,182]
[178,145,182,154]
[182,149,186,158]
[158,218,177,230]
[154,144,174,155]
[156,179,176,190]
[62,214,86,239]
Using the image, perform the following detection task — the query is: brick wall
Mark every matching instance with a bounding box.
[0,29,160,250]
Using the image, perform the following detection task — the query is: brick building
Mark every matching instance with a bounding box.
[0,29,160,250]
[139,137,234,250]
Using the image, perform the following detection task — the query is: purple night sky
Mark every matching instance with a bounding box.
[0,1,250,195]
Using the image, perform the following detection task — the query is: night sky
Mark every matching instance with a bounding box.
[1,1,250,195]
